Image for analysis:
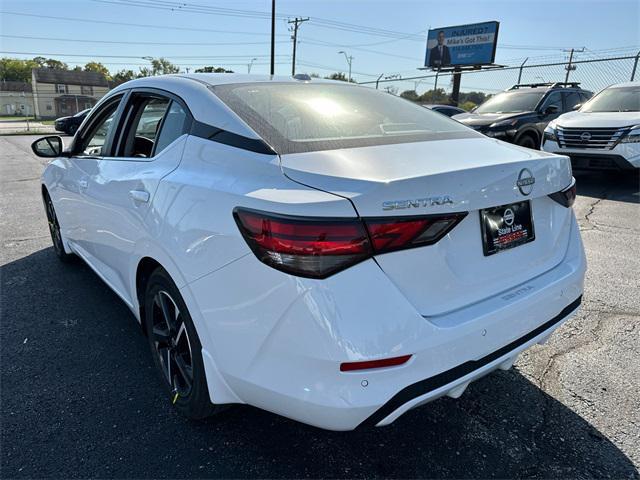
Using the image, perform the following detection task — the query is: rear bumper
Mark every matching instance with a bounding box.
[185,214,586,430]
[363,295,581,428]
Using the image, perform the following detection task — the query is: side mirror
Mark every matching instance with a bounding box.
[31,136,64,158]
[543,105,560,116]
[572,103,582,111]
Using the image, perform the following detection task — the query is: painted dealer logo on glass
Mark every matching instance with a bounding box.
[516,168,535,196]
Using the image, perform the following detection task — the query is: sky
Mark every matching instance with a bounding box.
[1,0,639,94]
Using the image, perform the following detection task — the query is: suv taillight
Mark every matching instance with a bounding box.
[234,208,467,278]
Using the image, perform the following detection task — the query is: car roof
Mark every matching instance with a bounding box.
[608,81,640,89]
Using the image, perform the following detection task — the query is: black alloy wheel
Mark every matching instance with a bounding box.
[143,268,225,419]
[43,192,74,262]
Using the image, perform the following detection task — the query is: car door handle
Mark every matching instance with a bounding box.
[129,189,150,203]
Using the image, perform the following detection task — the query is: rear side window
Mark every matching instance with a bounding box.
[115,94,189,158]
[212,82,473,154]
[155,102,188,153]
[563,91,582,111]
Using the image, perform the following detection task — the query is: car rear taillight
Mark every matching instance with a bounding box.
[365,214,467,254]
[234,208,467,278]
[548,178,577,208]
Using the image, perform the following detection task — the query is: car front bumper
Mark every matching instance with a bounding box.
[183,214,586,431]
[542,138,640,170]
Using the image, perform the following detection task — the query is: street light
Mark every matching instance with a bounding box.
[248,58,258,74]
[338,50,353,82]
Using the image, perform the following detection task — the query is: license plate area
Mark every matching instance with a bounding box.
[480,200,535,256]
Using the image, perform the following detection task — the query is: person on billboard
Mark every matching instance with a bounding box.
[429,30,451,68]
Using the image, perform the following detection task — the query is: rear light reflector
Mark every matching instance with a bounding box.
[548,178,577,208]
[234,208,467,278]
[340,354,412,372]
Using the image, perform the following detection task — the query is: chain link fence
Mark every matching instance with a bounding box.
[360,52,640,102]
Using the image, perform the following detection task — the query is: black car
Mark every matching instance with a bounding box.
[453,83,592,149]
[422,104,466,117]
[54,108,92,135]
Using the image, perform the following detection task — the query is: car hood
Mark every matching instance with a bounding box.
[554,111,640,129]
[452,111,528,126]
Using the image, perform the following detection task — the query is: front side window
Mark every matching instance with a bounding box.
[475,90,545,114]
[212,83,472,154]
[79,102,119,156]
[581,86,640,112]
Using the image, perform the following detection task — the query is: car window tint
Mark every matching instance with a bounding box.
[155,102,188,154]
[213,82,472,155]
[121,97,170,158]
[80,104,118,156]
[563,91,582,111]
[541,92,562,111]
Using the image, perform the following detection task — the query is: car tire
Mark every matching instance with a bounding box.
[68,124,78,135]
[516,134,538,149]
[143,267,226,420]
[43,191,75,263]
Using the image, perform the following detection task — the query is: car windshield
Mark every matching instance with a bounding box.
[212,82,473,154]
[475,90,546,114]
[581,86,640,112]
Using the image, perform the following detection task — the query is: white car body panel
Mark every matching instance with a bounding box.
[40,74,586,430]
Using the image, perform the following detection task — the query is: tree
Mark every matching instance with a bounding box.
[42,58,68,70]
[0,57,39,82]
[418,88,448,104]
[325,72,355,83]
[194,66,234,73]
[84,62,111,80]
[460,100,477,111]
[112,69,137,86]
[400,90,420,102]
[150,58,180,75]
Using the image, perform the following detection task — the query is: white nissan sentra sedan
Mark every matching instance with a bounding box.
[32,74,586,430]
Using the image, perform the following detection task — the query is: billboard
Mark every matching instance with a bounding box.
[424,21,499,69]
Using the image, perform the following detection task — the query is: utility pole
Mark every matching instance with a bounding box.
[563,47,584,84]
[288,17,309,76]
[338,51,354,82]
[270,0,276,75]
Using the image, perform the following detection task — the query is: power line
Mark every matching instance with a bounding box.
[0,51,291,59]
[0,34,289,46]
[0,11,289,37]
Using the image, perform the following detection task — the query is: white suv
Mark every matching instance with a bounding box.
[542,82,640,171]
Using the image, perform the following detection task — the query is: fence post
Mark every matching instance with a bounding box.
[632,51,640,81]
[375,73,384,89]
[517,57,528,84]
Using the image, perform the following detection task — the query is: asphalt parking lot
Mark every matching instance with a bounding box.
[1,134,639,479]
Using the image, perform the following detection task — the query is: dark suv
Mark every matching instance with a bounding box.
[54,108,91,135]
[453,82,592,149]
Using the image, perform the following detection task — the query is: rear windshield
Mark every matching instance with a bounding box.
[581,86,640,112]
[475,90,546,114]
[212,82,475,154]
